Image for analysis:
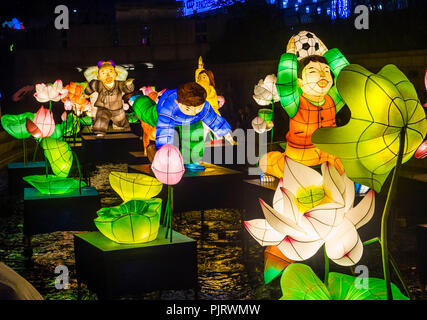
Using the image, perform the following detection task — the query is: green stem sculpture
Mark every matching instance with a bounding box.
[72,151,83,194]
[363,236,411,299]
[323,245,329,286]
[380,128,406,300]
[270,100,275,144]
[22,138,27,166]
[32,141,39,162]
[164,185,174,242]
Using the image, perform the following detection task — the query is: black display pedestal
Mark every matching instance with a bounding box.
[81,133,140,163]
[74,228,198,300]
[7,161,48,196]
[128,151,150,164]
[23,186,100,249]
[416,224,427,287]
[129,162,245,213]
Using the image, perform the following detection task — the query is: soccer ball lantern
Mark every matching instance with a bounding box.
[287,31,328,60]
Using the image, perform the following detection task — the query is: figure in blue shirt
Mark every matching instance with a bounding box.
[132,82,236,171]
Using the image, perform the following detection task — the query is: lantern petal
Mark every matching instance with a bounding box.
[345,190,375,229]
[321,162,345,205]
[282,157,323,195]
[41,137,73,177]
[272,183,301,223]
[26,118,42,139]
[259,198,306,238]
[415,140,427,159]
[243,219,284,246]
[151,145,185,185]
[109,172,163,202]
[325,219,363,266]
[277,235,324,262]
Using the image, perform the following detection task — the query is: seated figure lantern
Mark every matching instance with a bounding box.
[84,61,134,137]
[132,82,236,171]
[260,31,349,180]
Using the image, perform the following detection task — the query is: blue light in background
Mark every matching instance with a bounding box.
[317,6,321,14]
[306,6,310,13]
[331,0,350,20]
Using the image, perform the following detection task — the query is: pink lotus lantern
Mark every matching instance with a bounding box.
[151,144,185,185]
[415,141,427,159]
[64,98,73,111]
[217,96,226,109]
[26,106,55,139]
[61,111,68,122]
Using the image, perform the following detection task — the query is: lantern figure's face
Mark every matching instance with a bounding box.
[197,73,210,89]
[98,65,117,85]
[175,99,204,116]
[298,61,333,99]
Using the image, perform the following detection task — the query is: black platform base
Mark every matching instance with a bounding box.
[129,162,245,212]
[416,224,427,286]
[81,133,141,163]
[23,186,100,239]
[74,228,198,299]
[128,151,150,164]
[7,161,48,196]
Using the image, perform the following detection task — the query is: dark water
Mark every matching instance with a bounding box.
[0,163,425,300]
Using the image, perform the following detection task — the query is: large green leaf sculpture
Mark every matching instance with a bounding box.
[23,175,86,195]
[95,199,162,244]
[280,263,408,300]
[1,113,35,139]
[312,64,427,192]
[41,137,73,177]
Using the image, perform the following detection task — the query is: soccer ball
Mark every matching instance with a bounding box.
[288,31,328,60]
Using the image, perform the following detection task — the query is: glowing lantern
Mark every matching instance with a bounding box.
[1,113,34,139]
[109,172,163,202]
[34,80,68,103]
[253,74,280,106]
[94,199,162,244]
[64,98,73,111]
[23,175,86,195]
[415,141,427,159]
[312,64,427,192]
[244,157,375,266]
[279,263,408,300]
[258,109,273,124]
[151,144,185,186]
[41,138,73,177]
[217,96,225,109]
[264,246,294,285]
[25,106,55,139]
[61,112,67,122]
[252,116,267,134]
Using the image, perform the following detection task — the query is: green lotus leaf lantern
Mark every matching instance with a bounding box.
[23,175,86,195]
[41,137,73,177]
[62,113,80,137]
[109,172,163,202]
[280,263,409,300]
[1,113,35,139]
[50,123,65,140]
[95,199,163,244]
[312,64,427,192]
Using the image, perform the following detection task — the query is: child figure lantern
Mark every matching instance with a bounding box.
[260,31,349,179]
[132,82,236,170]
[84,61,134,137]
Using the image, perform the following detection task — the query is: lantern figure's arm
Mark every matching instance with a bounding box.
[201,102,232,137]
[323,48,350,114]
[276,53,301,118]
[132,95,158,127]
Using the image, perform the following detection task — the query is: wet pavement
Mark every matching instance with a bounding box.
[0,163,425,300]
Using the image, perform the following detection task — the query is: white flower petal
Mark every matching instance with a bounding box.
[273,181,300,224]
[325,219,363,266]
[282,157,323,195]
[321,162,344,205]
[342,172,356,212]
[244,219,284,246]
[277,236,324,261]
[345,189,375,229]
[259,198,306,238]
